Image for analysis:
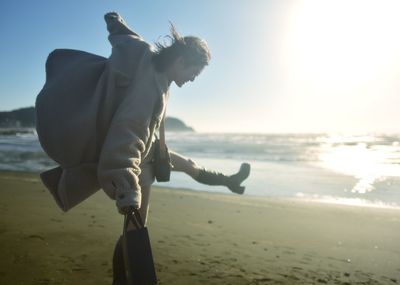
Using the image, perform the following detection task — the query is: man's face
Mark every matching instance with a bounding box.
[173,59,204,88]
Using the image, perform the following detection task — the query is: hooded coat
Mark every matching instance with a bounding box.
[35,12,170,211]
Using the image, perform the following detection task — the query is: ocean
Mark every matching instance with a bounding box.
[1,128,400,208]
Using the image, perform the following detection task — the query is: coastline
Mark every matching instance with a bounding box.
[0,170,399,284]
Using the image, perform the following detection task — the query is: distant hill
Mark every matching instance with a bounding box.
[0,107,35,128]
[0,106,194,131]
[165,117,194,132]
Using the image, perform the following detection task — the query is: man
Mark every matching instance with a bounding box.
[36,12,250,285]
[36,12,211,220]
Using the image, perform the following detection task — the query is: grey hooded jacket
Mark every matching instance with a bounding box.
[35,12,169,211]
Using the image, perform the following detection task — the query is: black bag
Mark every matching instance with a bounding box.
[122,209,158,285]
[154,139,172,182]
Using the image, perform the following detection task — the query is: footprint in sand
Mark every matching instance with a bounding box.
[155,262,168,272]
[210,274,223,279]
[50,218,62,223]
[381,276,398,284]
[253,277,273,283]
[182,234,194,240]
[279,273,300,281]
[302,255,313,262]
[33,277,52,285]
[209,259,221,265]
[72,267,88,272]
[199,254,208,259]
[61,255,79,266]
[26,234,45,241]
[283,250,296,255]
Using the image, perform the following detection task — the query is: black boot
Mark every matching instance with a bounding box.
[195,163,251,194]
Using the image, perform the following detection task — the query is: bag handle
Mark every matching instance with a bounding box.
[132,209,144,228]
[158,93,169,158]
[123,209,145,234]
[158,114,168,158]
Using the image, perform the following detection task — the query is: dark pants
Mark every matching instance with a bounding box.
[112,236,127,285]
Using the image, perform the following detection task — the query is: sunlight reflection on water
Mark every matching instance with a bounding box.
[296,193,400,209]
[318,135,400,196]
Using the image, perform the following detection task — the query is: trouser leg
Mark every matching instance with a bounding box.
[137,185,151,226]
[169,150,250,194]
[169,150,202,178]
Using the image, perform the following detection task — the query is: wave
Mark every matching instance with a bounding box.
[1,132,400,172]
[0,128,36,136]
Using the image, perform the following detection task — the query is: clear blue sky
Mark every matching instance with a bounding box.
[1,1,400,133]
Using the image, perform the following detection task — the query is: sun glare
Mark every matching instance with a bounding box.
[318,136,400,194]
[284,0,400,84]
[279,0,400,130]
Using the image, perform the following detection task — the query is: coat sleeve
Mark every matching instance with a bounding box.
[97,72,160,210]
[104,12,149,88]
[104,12,142,39]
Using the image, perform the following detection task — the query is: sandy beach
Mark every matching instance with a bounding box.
[0,171,399,285]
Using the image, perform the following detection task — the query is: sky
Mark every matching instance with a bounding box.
[1,0,400,133]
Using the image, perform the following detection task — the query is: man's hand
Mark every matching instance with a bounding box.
[116,190,142,215]
[118,205,136,215]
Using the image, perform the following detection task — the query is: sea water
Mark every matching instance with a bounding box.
[1,128,399,208]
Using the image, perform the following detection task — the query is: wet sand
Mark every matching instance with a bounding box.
[0,171,399,285]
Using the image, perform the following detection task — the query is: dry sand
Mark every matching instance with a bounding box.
[0,171,399,285]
